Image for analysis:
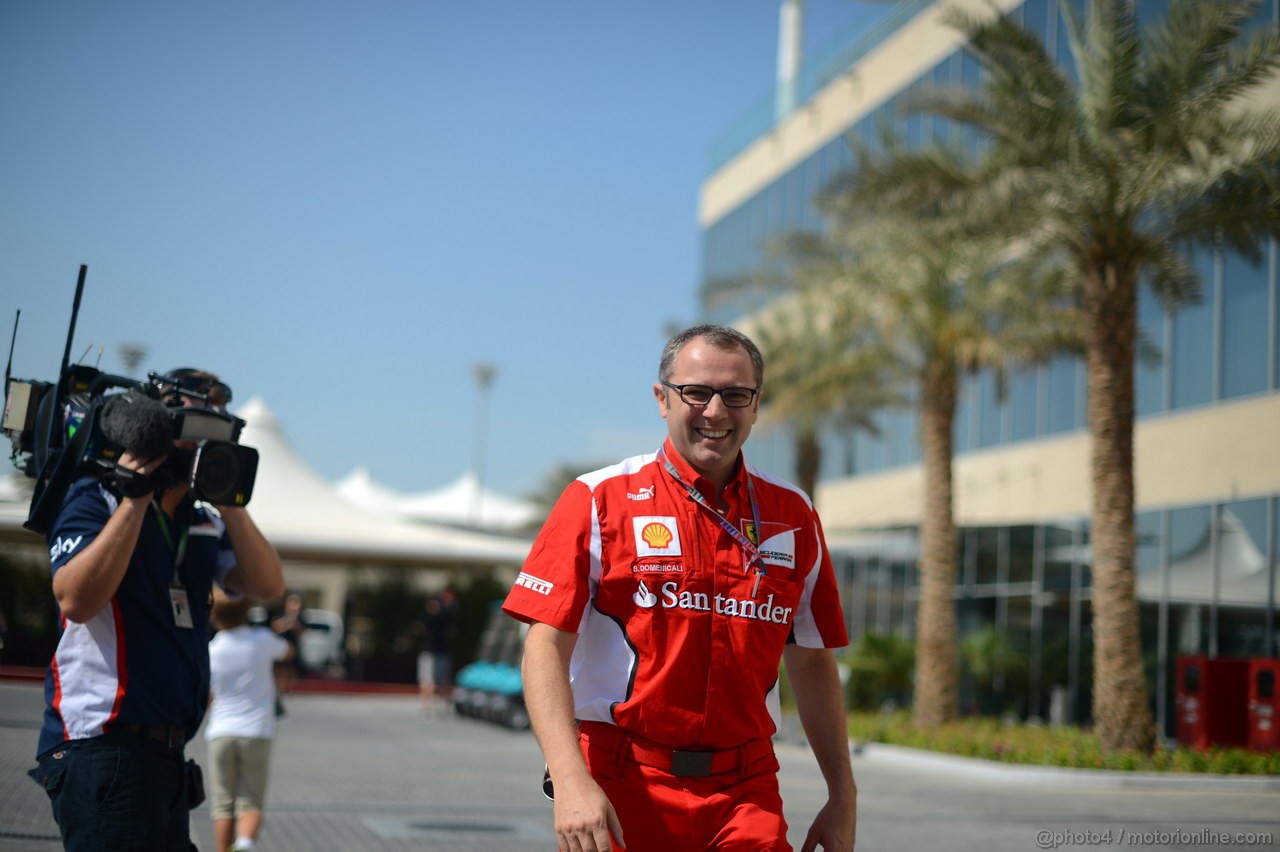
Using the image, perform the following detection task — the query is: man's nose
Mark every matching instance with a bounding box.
[701,392,730,417]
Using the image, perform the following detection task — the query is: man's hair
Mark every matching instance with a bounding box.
[658,324,764,386]
[162,367,230,409]
[211,592,251,629]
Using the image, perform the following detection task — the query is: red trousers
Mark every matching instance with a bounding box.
[577,725,791,851]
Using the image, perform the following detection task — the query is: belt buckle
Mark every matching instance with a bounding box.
[670,750,713,778]
[164,727,184,749]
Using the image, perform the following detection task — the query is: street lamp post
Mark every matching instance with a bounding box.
[471,363,498,527]
[775,0,805,121]
[117,343,148,376]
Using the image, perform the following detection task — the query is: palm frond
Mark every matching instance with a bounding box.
[1139,239,1203,309]
[1074,0,1145,141]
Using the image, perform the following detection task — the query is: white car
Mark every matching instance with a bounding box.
[296,608,344,673]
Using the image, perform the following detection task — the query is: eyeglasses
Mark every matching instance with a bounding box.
[660,381,759,408]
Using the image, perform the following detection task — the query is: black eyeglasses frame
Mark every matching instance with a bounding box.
[660,380,759,408]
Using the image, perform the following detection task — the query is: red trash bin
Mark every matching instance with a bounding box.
[1175,655,1249,751]
[1247,657,1280,753]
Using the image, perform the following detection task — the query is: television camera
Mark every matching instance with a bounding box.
[3,265,259,535]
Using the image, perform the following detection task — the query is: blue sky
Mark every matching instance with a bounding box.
[2,1,885,500]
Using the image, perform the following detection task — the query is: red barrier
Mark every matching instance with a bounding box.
[1247,657,1280,753]
[1175,655,1249,751]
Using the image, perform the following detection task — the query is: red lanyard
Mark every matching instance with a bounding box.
[658,448,768,596]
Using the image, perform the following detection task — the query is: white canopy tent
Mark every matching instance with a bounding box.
[231,398,530,565]
[335,468,538,533]
[0,398,530,570]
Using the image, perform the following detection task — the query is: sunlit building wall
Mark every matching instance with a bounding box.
[698,0,1280,734]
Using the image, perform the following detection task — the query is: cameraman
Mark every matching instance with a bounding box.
[27,368,285,851]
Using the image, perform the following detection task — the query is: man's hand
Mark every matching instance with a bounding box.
[113,449,168,499]
[552,770,625,852]
[785,645,857,851]
[523,623,626,850]
[800,787,857,852]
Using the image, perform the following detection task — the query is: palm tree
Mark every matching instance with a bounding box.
[747,279,897,498]
[704,236,902,499]
[744,179,1072,726]
[826,201,1070,727]
[848,0,1280,750]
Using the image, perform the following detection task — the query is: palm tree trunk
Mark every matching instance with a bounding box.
[794,423,821,500]
[914,361,959,726]
[1083,262,1155,753]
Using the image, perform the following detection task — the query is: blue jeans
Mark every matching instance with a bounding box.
[28,734,194,851]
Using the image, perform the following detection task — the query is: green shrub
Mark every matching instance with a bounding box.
[845,632,914,712]
[846,711,1277,775]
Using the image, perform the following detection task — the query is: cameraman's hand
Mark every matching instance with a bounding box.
[113,450,168,501]
[119,449,166,474]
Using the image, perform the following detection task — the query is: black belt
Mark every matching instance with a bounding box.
[578,721,775,778]
[112,724,187,750]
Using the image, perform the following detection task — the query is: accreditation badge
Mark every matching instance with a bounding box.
[169,585,194,629]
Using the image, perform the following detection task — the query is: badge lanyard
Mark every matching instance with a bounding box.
[658,447,768,597]
[152,502,194,629]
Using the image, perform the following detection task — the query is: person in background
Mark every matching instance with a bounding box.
[415,587,459,714]
[206,589,292,852]
[270,592,308,716]
[504,325,856,852]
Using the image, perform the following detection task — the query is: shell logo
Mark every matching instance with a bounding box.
[641,522,674,549]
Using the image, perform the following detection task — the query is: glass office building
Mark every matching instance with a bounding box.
[698,0,1280,735]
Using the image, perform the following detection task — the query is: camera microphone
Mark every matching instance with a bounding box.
[100,389,174,460]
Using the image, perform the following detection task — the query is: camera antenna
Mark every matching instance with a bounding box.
[45,265,88,457]
[3,309,19,426]
[59,265,89,390]
[23,265,91,534]
[4,309,18,398]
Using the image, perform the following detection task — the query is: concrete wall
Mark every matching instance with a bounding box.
[815,393,1280,530]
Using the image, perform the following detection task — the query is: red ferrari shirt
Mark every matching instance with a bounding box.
[503,438,848,750]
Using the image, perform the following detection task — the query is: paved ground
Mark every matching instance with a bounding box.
[2,680,1278,851]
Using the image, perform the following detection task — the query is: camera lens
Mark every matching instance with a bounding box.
[191,443,258,506]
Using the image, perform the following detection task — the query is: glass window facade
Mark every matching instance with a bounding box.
[833,494,1279,732]
[1170,252,1217,410]
[1221,247,1271,400]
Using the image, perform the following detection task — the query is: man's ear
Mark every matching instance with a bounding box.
[653,383,670,419]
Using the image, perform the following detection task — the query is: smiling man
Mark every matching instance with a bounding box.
[504,324,857,852]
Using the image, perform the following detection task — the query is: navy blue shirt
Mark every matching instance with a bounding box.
[38,477,235,756]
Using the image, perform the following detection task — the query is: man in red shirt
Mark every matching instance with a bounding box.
[503,325,856,852]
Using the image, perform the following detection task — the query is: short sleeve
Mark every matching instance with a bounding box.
[791,509,849,649]
[46,479,112,574]
[502,479,597,632]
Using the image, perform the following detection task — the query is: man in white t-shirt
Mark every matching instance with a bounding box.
[206,591,292,852]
